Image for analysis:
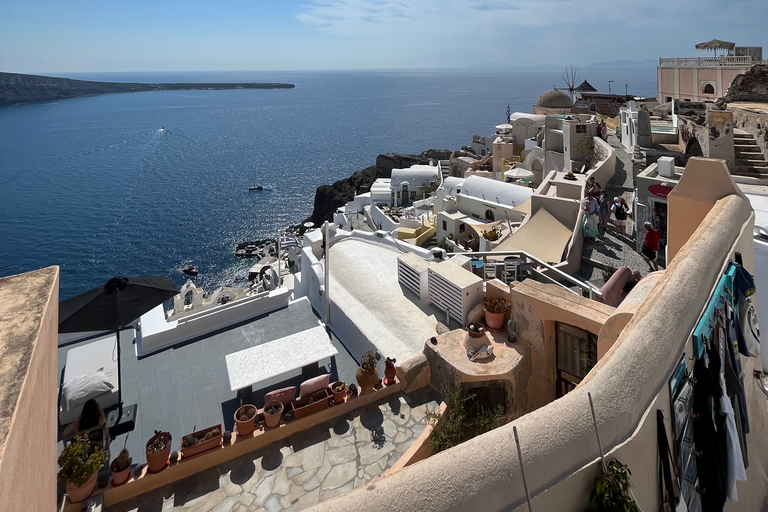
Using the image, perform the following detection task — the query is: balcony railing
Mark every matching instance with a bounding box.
[659,56,755,67]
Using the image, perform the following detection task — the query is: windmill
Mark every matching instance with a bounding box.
[561,66,580,101]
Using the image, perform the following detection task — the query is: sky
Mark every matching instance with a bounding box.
[1,0,767,73]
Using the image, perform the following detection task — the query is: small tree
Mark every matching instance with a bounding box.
[574,135,605,170]
[58,435,106,486]
[590,460,638,512]
[425,387,504,453]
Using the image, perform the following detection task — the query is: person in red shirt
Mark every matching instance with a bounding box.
[641,221,661,271]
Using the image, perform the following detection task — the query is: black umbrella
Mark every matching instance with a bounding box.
[59,276,178,430]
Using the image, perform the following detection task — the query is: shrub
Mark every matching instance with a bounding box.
[58,435,106,486]
[590,460,638,512]
[482,230,498,242]
[425,387,504,453]
[482,296,510,314]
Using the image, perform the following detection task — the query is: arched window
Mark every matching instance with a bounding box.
[702,83,715,94]
[485,209,495,221]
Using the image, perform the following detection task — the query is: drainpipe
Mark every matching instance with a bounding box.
[323,221,331,324]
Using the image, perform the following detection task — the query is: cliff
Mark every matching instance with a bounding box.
[306,149,452,226]
[0,72,295,107]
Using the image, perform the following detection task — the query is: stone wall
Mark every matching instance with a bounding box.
[731,107,768,158]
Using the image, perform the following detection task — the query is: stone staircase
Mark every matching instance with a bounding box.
[734,130,768,176]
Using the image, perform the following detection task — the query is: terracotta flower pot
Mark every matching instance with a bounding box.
[467,322,486,339]
[330,381,346,405]
[263,400,283,428]
[484,310,505,330]
[146,433,172,474]
[384,366,397,385]
[66,471,98,503]
[356,367,378,394]
[234,404,257,437]
[111,466,131,487]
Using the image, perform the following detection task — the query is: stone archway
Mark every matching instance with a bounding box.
[685,138,703,157]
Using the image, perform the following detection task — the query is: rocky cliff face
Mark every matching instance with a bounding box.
[305,149,452,226]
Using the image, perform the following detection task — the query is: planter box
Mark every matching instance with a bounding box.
[291,389,331,420]
[180,424,223,460]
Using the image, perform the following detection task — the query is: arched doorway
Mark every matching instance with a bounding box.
[401,183,410,206]
[702,83,715,95]
[485,209,495,221]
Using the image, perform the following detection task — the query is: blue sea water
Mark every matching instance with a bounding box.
[0,68,656,298]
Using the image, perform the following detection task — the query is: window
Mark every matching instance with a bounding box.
[702,83,715,94]
[442,220,447,231]
[665,97,672,103]
[556,323,597,397]
[684,98,691,102]
[481,149,486,156]
[459,224,466,233]
[484,209,495,221]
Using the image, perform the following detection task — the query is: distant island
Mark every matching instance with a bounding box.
[0,72,295,107]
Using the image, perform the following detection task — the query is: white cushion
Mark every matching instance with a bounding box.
[62,368,114,411]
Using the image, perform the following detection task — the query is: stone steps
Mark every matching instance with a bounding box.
[734,166,768,176]
[735,145,763,154]
[736,159,768,167]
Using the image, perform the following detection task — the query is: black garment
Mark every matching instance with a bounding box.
[693,355,728,512]
[623,279,638,294]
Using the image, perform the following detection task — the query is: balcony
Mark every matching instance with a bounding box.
[658,56,755,67]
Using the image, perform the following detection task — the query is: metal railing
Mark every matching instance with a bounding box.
[659,56,754,67]
[446,250,603,299]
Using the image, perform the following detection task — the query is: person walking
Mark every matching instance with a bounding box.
[600,121,608,141]
[598,191,610,228]
[583,198,599,242]
[641,221,662,271]
[611,196,629,235]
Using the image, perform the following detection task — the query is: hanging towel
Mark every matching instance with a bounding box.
[720,395,747,501]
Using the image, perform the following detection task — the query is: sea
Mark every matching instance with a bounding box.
[0,67,656,299]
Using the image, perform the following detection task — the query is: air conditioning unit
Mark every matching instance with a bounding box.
[397,253,430,300]
[428,261,483,325]
[657,156,675,178]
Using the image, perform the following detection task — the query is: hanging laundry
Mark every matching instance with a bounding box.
[721,395,747,501]
[732,264,761,356]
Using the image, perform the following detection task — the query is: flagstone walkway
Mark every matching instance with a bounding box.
[106,387,441,512]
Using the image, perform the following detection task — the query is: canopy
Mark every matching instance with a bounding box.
[491,208,572,263]
[505,167,534,179]
[695,39,735,52]
[575,80,597,93]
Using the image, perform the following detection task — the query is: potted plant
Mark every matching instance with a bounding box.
[58,434,106,503]
[589,460,638,512]
[180,425,223,460]
[110,446,132,487]
[234,404,257,437]
[466,321,486,339]
[331,381,347,405]
[356,350,379,394]
[291,389,331,420]
[145,430,172,473]
[482,296,510,330]
[263,400,284,428]
[384,357,397,385]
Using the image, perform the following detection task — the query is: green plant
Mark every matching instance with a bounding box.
[264,404,281,415]
[437,238,452,252]
[147,430,171,454]
[589,460,638,512]
[237,406,256,422]
[482,296,510,314]
[601,267,617,283]
[468,322,484,333]
[182,435,198,448]
[308,397,315,404]
[360,350,378,371]
[110,448,132,473]
[482,230,498,242]
[574,134,605,170]
[425,387,504,453]
[420,180,439,196]
[333,382,346,393]
[58,435,106,486]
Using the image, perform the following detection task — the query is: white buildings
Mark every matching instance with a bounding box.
[368,165,441,208]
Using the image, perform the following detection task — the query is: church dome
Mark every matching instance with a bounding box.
[535,89,573,108]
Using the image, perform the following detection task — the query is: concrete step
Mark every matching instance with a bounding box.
[734,140,759,147]
[734,133,756,139]
[735,145,763,153]
[736,159,768,167]
[734,166,768,176]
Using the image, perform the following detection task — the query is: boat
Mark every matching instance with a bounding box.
[249,185,263,191]
[182,266,199,276]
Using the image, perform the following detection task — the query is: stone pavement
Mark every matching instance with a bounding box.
[106,387,441,512]
[580,135,661,288]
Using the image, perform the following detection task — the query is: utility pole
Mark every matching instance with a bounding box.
[625,84,628,96]
[608,80,614,94]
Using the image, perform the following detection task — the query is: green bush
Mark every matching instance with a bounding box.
[590,460,638,512]
[425,387,504,453]
[58,435,106,486]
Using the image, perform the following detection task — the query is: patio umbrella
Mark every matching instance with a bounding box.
[59,276,178,427]
[505,167,534,179]
[695,39,735,55]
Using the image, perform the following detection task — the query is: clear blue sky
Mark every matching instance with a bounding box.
[1,0,766,73]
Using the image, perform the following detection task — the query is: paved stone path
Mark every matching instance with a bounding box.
[579,135,661,288]
[106,388,441,512]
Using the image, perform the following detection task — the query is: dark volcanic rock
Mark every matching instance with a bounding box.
[306,149,452,226]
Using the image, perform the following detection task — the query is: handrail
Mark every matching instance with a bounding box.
[445,250,603,299]
[659,56,755,67]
